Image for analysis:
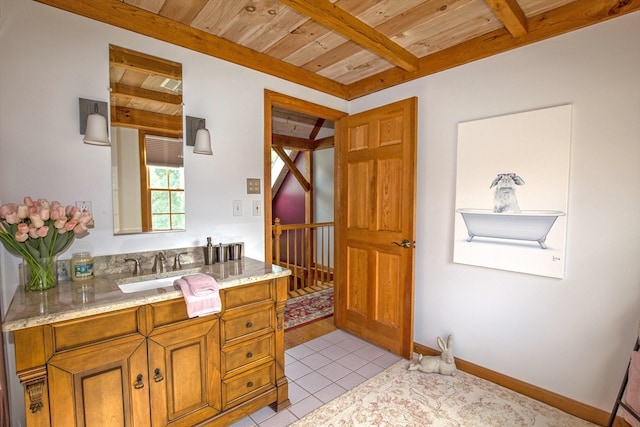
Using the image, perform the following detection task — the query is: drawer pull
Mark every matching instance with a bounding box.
[246,352,253,358]
[134,374,144,389]
[246,321,253,328]
[153,368,164,383]
[247,381,254,388]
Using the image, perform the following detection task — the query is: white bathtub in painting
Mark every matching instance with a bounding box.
[456,209,566,249]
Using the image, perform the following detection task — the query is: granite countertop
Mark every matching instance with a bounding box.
[2,257,291,332]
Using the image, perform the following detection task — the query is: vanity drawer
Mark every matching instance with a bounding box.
[222,281,273,310]
[222,361,275,410]
[149,298,190,328]
[221,305,273,345]
[221,334,274,377]
[48,307,140,353]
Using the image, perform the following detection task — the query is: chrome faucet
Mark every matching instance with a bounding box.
[152,252,166,273]
[124,258,142,275]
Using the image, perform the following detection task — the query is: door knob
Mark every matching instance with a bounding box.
[392,239,414,248]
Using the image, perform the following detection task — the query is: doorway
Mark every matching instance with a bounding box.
[263,90,347,265]
[264,91,418,358]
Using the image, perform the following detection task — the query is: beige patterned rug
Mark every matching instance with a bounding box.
[292,359,596,426]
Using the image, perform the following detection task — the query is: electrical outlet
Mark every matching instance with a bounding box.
[75,201,92,213]
[247,178,261,194]
[233,200,242,216]
[252,200,261,216]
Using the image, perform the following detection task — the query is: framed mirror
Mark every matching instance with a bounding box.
[109,45,185,234]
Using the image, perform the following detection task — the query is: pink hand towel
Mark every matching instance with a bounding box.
[175,278,221,318]
[182,273,219,296]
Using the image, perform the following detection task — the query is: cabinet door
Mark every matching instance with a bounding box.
[48,335,150,427]
[147,317,221,427]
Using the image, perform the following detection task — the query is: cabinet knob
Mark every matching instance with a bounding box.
[246,321,253,328]
[247,381,254,388]
[134,374,144,389]
[153,368,164,383]
[246,352,253,358]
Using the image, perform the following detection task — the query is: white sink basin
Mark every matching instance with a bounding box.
[118,276,182,293]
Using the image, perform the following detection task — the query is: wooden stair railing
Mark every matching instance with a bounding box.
[273,218,334,296]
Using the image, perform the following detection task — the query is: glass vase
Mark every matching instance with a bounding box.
[22,255,59,291]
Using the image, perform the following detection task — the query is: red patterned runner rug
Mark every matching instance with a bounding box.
[285,288,334,330]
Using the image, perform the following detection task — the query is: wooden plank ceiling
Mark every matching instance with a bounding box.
[36,0,638,100]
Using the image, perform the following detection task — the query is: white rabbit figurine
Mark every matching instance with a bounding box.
[408,335,457,376]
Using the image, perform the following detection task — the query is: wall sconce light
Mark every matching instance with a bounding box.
[79,98,110,146]
[186,116,213,155]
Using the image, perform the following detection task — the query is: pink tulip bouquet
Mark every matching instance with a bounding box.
[0,197,94,291]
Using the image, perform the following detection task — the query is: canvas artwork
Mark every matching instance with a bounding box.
[453,104,572,278]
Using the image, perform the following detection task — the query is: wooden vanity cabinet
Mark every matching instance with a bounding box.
[40,303,221,427]
[12,276,289,427]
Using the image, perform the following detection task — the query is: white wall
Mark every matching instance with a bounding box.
[0,1,346,424]
[350,12,640,412]
[314,149,335,268]
[313,149,334,223]
[1,0,638,423]
[112,127,142,233]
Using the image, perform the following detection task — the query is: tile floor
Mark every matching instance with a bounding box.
[230,329,403,427]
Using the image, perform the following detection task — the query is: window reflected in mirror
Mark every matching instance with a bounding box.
[144,135,185,231]
[109,45,184,234]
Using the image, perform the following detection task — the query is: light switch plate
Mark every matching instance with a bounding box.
[233,200,242,216]
[252,200,262,216]
[247,178,261,194]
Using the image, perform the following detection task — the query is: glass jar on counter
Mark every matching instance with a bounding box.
[70,252,94,282]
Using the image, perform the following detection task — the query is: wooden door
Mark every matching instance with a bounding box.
[147,317,221,427]
[335,97,417,359]
[47,335,150,427]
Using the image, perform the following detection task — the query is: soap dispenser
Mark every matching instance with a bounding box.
[204,237,214,265]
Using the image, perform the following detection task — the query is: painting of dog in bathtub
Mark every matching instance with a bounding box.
[453,105,571,278]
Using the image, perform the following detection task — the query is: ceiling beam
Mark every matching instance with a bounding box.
[279,0,419,72]
[345,0,640,99]
[111,106,182,136]
[308,118,326,141]
[272,134,316,151]
[313,136,334,150]
[35,0,347,99]
[34,0,639,101]
[272,150,300,199]
[111,83,182,107]
[110,44,182,79]
[484,0,528,37]
[272,133,335,150]
[273,146,311,193]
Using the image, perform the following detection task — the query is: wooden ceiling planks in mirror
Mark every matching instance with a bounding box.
[109,44,183,137]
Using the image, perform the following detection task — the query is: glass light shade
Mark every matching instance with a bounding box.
[193,128,212,155]
[83,113,110,146]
